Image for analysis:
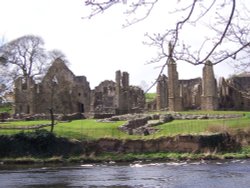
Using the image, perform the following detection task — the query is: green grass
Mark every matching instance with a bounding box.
[2,147,250,164]
[0,104,13,113]
[0,111,250,140]
[178,110,249,115]
[0,119,127,140]
[52,120,129,140]
[151,118,250,138]
[0,120,51,135]
[0,120,50,126]
[145,93,156,102]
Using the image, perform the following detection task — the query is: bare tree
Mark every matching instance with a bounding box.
[84,0,250,91]
[0,36,7,67]
[0,36,9,96]
[48,49,70,66]
[0,35,49,83]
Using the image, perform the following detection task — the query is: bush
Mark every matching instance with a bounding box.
[10,129,56,156]
[0,129,85,158]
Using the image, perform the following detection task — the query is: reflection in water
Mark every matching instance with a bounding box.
[0,160,250,188]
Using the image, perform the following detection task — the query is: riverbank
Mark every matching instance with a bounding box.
[1,148,250,165]
[0,129,250,165]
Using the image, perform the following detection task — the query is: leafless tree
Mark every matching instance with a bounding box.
[84,0,250,91]
[0,36,9,96]
[48,49,70,66]
[0,35,49,84]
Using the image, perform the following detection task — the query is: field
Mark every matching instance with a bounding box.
[0,104,13,113]
[0,111,250,140]
[145,93,157,102]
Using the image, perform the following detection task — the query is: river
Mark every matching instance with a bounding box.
[0,159,250,188]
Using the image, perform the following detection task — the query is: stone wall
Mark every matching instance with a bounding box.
[115,70,145,114]
[15,77,37,114]
[156,75,168,110]
[15,59,91,115]
[91,80,116,114]
[179,78,202,110]
[15,60,145,116]
[201,61,218,110]
[167,58,183,111]
[219,74,250,110]
[154,60,221,112]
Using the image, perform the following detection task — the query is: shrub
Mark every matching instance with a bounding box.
[11,129,56,156]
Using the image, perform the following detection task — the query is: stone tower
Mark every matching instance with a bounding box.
[201,60,218,110]
[14,76,36,114]
[115,70,122,111]
[115,70,131,114]
[122,72,129,89]
[167,42,183,111]
[156,74,168,110]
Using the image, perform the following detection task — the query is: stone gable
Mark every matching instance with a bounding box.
[14,59,145,116]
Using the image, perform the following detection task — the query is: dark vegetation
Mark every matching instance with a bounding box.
[0,103,12,113]
[0,130,84,158]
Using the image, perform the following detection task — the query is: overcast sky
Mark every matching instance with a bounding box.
[0,0,238,90]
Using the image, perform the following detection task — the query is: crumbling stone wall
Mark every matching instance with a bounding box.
[90,71,145,115]
[15,60,145,116]
[201,61,218,110]
[91,80,116,114]
[219,74,250,110]
[157,76,202,111]
[167,58,183,111]
[179,78,202,110]
[155,60,218,112]
[15,58,91,115]
[115,70,145,114]
[156,75,168,110]
[14,77,37,114]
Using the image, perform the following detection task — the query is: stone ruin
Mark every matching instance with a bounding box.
[90,70,145,117]
[14,58,145,117]
[14,57,250,118]
[219,72,250,110]
[154,59,250,111]
[99,113,243,136]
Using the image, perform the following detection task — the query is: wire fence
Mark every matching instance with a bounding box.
[0,117,250,140]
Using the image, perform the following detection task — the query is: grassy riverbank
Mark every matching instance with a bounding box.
[0,110,250,164]
[1,147,250,165]
[0,111,249,140]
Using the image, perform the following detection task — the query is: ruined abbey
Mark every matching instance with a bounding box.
[153,58,250,111]
[14,58,145,116]
[14,57,250,116]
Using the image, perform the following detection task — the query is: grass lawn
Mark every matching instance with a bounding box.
[0,105,13,114]
[52,120,129,140]
[145,93,156,102]
[179,110,249,115]
[0,111,250,140]
[152,118,250,138]
[0,120,131,140]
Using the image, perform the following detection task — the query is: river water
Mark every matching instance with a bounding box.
[0,159,250,188]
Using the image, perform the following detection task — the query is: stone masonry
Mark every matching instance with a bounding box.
[219,73,250,110]
[156,60,218,111]
[14,58,250,115]
[156,74,168,111]
[15,59,91,114]
[15,58,145,115]
[201,60,218,110]
[167,58,183,111]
